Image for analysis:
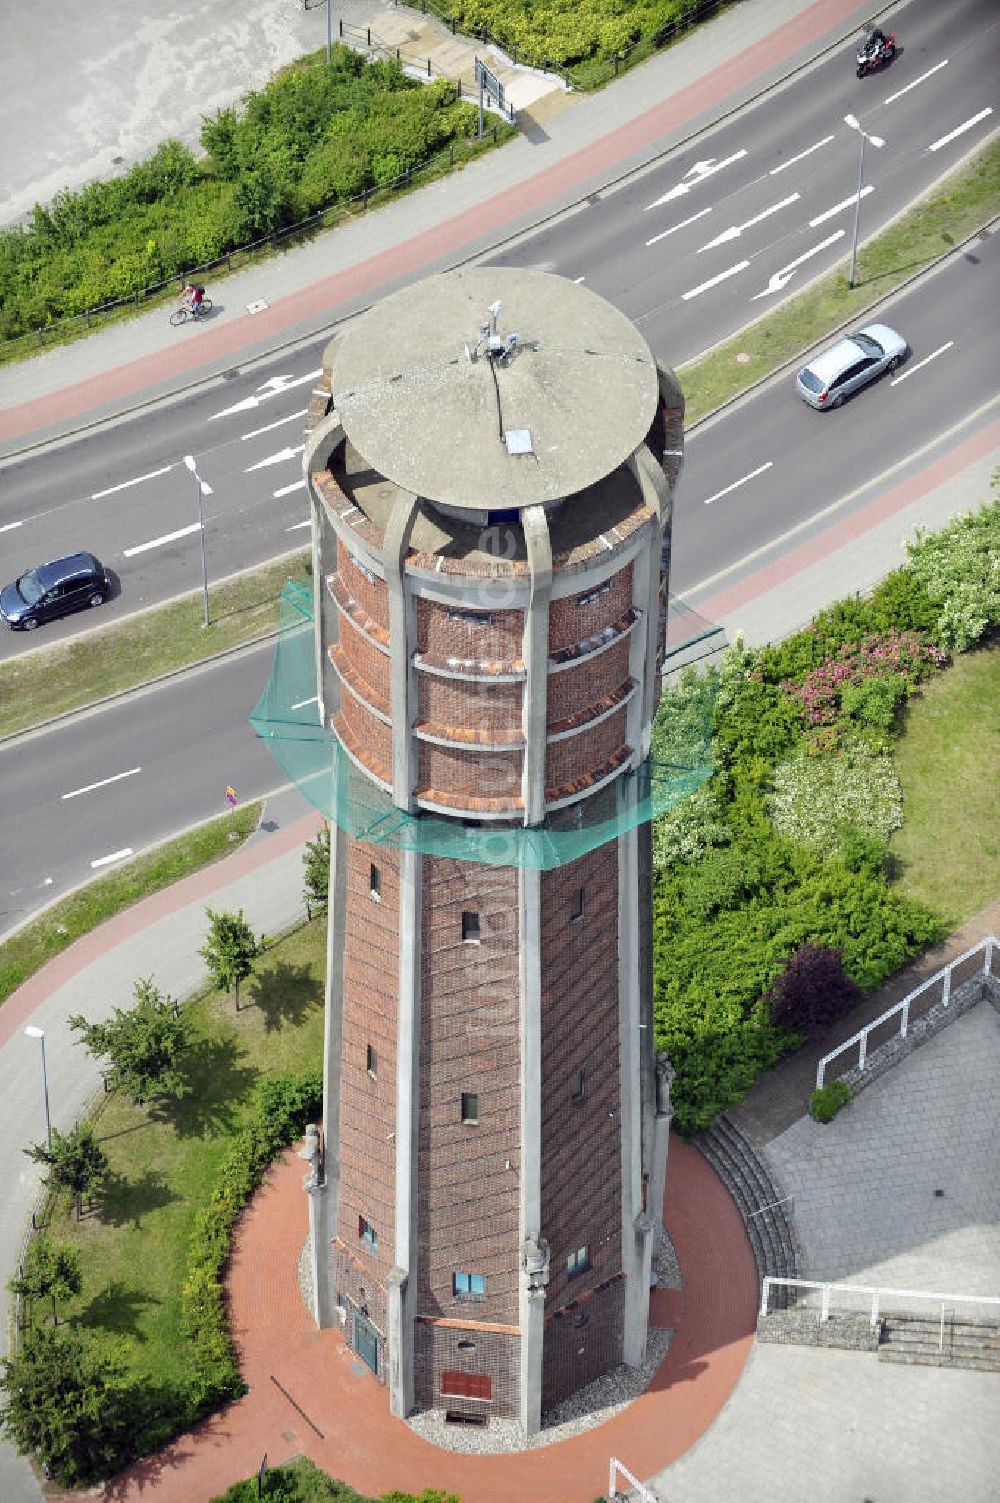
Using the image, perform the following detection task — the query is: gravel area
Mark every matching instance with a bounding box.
[297,1224,684,1455]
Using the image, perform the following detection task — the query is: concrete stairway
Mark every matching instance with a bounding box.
[696,1113,799,1307]
[879,1314,1000,1372]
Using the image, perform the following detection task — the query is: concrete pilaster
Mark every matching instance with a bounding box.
[630,444,671,751]
[521,505,553,825]
[389,845,422,1418]
[618,801,649,1367]
[518,865,544,1433]
[303,412,346,729]
[316,818,348,1328]
[382,493,419,811]
[648,1055,675,1238]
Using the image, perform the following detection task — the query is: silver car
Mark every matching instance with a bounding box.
[795,323,907,409]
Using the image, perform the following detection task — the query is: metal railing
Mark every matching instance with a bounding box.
[337,17,515,119]
[815,935,998,1089]
[760,1275,1000,1329]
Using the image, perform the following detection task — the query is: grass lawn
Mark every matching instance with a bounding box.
[0,802,263,1007]
[0,552,309,740]
[34,918,325,1400]
[890,635,1000,928]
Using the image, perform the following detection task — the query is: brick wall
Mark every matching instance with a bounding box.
[417,675,523,734]
[418,742,523,805]
[416,858,521,1327]
[548,566,633,652]
[336,693,392,778]
[338,619,391,707]
[546,639,631,723]
[543,1276,625,1409]
[417,599,523,664]
[545,707,628,789]
[336,841,400,1326]
[538,848,622,1318]
[334,1252,388,1383]
[340,551,389,631]
[414,1320,520,1418]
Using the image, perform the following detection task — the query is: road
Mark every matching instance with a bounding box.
[2,231,997,936]
[0,0,996,660]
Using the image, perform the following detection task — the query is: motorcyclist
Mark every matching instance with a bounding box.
[861,26,888,61]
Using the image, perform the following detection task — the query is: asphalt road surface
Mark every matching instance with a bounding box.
[2,231,996,936]
[0,0,996,660]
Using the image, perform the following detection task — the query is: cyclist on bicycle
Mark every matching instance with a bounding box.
[181,283,206,314]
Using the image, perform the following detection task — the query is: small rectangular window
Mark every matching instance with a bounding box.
[567,1245,590,1279]
[571,1069,585,1102]
[448,608,493,626]
[355,559,376,585]
[576,581,611,609]
[461,1092,479,1124]
[359,1216,378,1252]
[453,1271,486,1298]
[367,1044,377,1080]
[462,910,481,943]
[570,887,584,921]
[370,863,381,900]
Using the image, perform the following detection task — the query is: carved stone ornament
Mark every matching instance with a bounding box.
[299,1122,323,1188]
[655,1052,675,1115]
[520,1233,551,1296]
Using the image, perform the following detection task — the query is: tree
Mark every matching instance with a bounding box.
[8,1235,82,1326]
[768,943,863,1036]
[200,907,260,1012]
[0,1326,137,1486]
[68,975,191,1105]
[24,1123,109,1220]
[302,826,330,915]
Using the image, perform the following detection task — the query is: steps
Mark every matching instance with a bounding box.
[878,1314,1000,1372]
[696,1113,799,1308]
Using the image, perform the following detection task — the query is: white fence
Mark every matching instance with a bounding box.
[816,935,998,1089]
[760,1275,1000,1329]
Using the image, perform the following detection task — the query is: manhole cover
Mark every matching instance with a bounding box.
[222,368,240,381]
[736,351,751,365]
[587,191,601,205]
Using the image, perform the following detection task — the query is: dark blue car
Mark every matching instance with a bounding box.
[1,551,111,631]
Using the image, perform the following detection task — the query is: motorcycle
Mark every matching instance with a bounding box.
[857,32,896,78]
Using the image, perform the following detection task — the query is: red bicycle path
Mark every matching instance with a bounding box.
[0,0,866,448]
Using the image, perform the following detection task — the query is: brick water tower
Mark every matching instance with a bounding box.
[301,267,685,1435]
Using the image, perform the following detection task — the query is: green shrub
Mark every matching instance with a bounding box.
[209,1455,460,1502]
[905,491,1000,650]
[810,1080,851,1123]
[768,735,903,851]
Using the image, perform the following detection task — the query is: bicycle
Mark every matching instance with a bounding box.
[169,298,213,326]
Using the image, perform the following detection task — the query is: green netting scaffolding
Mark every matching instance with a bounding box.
[249,580,717,870]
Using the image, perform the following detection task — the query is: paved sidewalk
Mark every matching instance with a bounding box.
[0,0,881,452]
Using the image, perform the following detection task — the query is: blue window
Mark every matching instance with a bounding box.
[359,1216,378,1252]
[453,1271,486,1298]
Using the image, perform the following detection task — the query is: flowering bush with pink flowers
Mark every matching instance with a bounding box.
[779,629,949,745]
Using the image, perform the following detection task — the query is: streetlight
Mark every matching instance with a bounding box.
[843,113,885,290]
[24,1025,51,1152]
[183,454,214,628]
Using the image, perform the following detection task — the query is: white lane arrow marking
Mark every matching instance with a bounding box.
[769,135,835,175]
[210,369,322,421]
[92,465,173,500]
[751,230,845,299]
[684,159,717,178]
[682,260,750,301]
[646,207,712,247]
[702,461,773,506]
[890,341,954,386]
[645,149,748,209]
[273,479,307,498]
[698,193,800,251]
[810,187,872,228]
[245,444,305,472]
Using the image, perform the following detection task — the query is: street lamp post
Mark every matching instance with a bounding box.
[183,454,213,628]
[25,1025,52,1152]
[843,113,885,290]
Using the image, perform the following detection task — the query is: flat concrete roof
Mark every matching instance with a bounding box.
[331,267,659,512]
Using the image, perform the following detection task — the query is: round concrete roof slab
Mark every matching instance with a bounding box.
[331,267,659,512]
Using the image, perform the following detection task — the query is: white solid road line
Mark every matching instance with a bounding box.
[884,59,948,106]
[273,479,307,498]
[285,519,312,532]
[245,444,305,472]
[928,108,993,153]
[91,848,134,869]
[92,465,173,500]
[241,410,308,442]
[682,260,750,301]
[291,695,319,711]
[123,522,201,558]
[646,207,712,246]
[699,193,799,251]
[810,186,872,227]
[769,135,835,175]
[0,518,24,534]
[890,341,954,386]
[645,149,748,209]
[702,461,774,506]
[751,230,846,299]
[62,766,142,801]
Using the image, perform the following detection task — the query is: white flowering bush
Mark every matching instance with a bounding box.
[905,489,1000,651]
[652,786,728,871]
[768,734,903,850]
